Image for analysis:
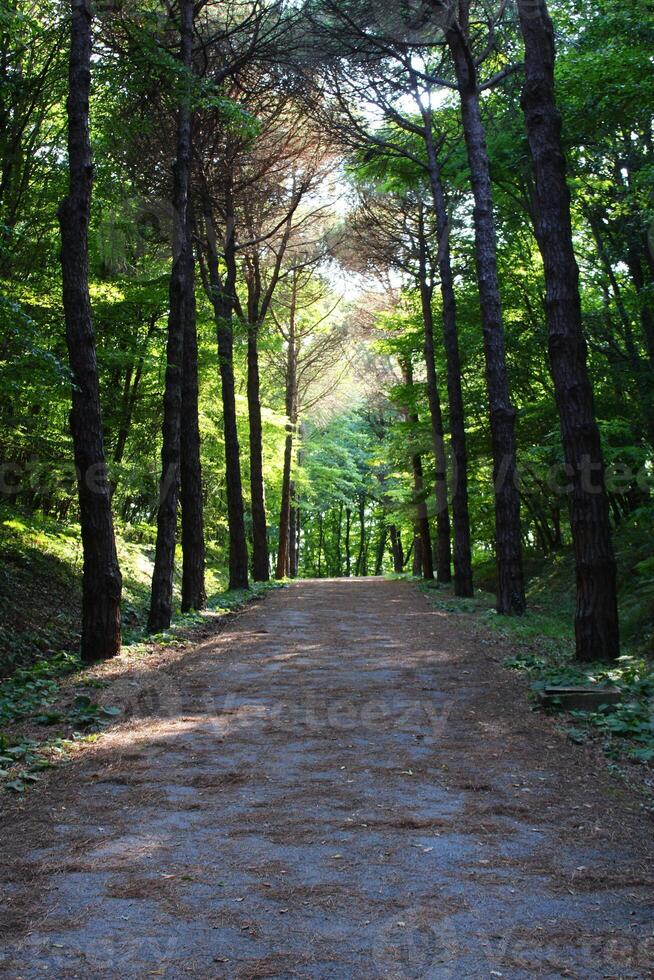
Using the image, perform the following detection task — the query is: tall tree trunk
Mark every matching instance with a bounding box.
[587,210,654,446]
[355,494,366,576]
[374,522,388,576]
[411,448,434,581]
[447,14,525,613]
[201,191,249,591]
[290,437,303,577]
[345,507,352,576]
[112,314,156,472]
[288,496,298,577]
[403,359,434,581]
[148,0,195,631]
[247,321,269,581]
[627,245,654,369]
[422,122,474,597]
[293,504,301,577]
[417,224,452,583]
[275,292,298,580]
[180,198,205,612]
[335,499,343,575]
[276,428,293,580]
[412,532,423,577]
[58,0,121,661]
[389,524,404,573]
[518,0,619,661]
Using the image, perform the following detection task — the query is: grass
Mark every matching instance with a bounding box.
[0,506,236,676]
[0,506,280,793]
[415,508,654,770]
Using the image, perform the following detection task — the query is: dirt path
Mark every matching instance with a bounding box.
[1,579,653,978]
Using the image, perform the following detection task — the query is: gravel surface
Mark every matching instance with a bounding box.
[1,578,653,978]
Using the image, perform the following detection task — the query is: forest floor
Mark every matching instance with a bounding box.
[1,578,653,979]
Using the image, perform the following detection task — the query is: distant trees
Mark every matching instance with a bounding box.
[271,264,345,578]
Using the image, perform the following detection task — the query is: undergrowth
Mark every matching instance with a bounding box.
[415,515,654,770]
[0,508,279,794]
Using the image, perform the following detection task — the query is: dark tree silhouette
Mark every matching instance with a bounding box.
[58,0,122,660]
[518,0,619,660]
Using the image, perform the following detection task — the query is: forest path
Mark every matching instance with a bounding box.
[1,578,653,978]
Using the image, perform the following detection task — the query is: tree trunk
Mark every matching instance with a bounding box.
[412,532,423,577]
[289,497,298,577]
[422,122,474,597]
[403,359,434,581]
[627,246,654,369]
[345,507,352,576]
[335,499,343,575]
[112,312,158,481]
[180,198,206,612]
[587,210,654,446]
[58,0,121,661]
[518,0,619,661]
[202,191,249,591]
[416,209,452,583]
[389,524,404,573]
[275,292,298,580]
[247,321,270,581]
[291,505,300,577]
[148,0,195,631]
[374,522,388,576]
[411,447,434,581]
[355,494,366,576]
[276,429,293,580]
[447,16,525,614]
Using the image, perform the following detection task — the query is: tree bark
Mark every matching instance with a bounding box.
[374,521,388,576]
[518,0,619,661]
[58,0,121,661]
[412,532,423,577]
[276,428,294,580]
[247,321,269,581]
[421,124,474,597]
[289,495,298,577]
[201,188,249,591]
[417,208,451,583]
[627,244,654,369]
[148,0,195,631]
[403,359,434,581]
[345,507,352,576]
[292,504,301,577]
[355,494,366,576]
[447,14,525,613]
[180,198,206,612]
[335,499,343,575]
[389,524,404,573]
[276,284,298,580]
[111,313,157,473]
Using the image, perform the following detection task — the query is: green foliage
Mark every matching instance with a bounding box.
[506,648,654,766]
